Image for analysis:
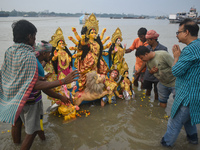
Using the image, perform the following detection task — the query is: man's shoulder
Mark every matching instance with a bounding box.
[188,39,200,49]
[155,51,171,59]
[9,43,31,49]
[155,50,168,54]
[7,43,33,54]
[134,37,140,42]
[157,43,168,51]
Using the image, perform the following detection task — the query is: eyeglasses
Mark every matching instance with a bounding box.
[176,30,185,35]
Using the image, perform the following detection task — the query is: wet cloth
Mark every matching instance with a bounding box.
[171,39,200,125]
[20,100,43,134]
[129,37,148,72]
[146,51,176,87]
[0,43,38,125]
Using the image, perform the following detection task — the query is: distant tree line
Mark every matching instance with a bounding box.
[1,9,152,18]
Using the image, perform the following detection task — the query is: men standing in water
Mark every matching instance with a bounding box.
[0,20,79,150]
[135,46,175,108]
[135,30,168,100]
[161,19,200,147]
[125,27,148,89]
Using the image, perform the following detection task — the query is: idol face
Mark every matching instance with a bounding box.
[124,71,129,77]
[116,38,121,45]
[110,70,118,79]
[57,40,65,49]
[89,29,97,39]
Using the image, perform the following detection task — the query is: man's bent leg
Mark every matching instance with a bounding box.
[12,117,22,144]
[157,82,171,108]
[20,131,37,150]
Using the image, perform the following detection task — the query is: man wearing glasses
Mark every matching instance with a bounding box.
[161,18,200,147]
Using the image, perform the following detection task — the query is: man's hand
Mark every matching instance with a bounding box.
[134,70,141,76]
[125,48,132,53]
[172,44,181,60]
[149,67,158,74]
[59,96,71,105]
[38,76,46,81]
[64,69,79,84]
[45,73,52,79]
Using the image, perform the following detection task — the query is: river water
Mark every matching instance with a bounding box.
[0,17,200,150]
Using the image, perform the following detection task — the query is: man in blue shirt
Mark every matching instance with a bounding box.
[144,30,168,101]
[161,18,200,147]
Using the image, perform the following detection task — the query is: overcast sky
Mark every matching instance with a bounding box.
[1,0,200,16]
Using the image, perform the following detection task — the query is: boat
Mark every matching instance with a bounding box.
[110,17,121,19]
[169,7,200,24]
[123,16,146,19]
[23,14,29,17]
[155,16,167,20]
[79,13,89,24]
[0,11,9,17]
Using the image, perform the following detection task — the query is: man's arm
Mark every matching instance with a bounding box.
[135,62,146,76]
[172,45,181,67]
[125,39,136,53]
[172,45,195,77]
[125,48,133,53]
[149,67,158,74]
[33,69,79,90]
[42,89,70,104]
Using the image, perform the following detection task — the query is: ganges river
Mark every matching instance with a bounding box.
[0,17,200,150]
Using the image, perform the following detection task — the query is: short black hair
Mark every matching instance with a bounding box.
[12,19,37,43]
[137,27,147,36]
[135,46,150,57]
[179,18,199,36]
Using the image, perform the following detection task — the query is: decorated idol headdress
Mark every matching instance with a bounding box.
[83,13,99,37]
[49,27,67,47]
[111,27,123,43]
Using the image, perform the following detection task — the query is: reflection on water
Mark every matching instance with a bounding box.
[0,17,200,150]
[1,88,200,150]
